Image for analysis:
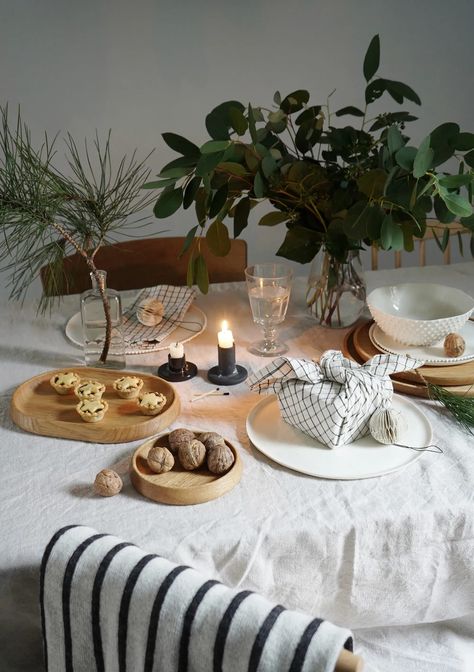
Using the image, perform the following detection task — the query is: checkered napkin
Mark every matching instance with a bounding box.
[122,285,196,354]
[248,350,423,448]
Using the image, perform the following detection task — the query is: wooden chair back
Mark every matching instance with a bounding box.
[370,220,468,270]
[40,237,247,296]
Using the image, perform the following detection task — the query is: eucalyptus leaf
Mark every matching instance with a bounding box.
[205,101,245,140]
[258,211,289,226]
[438,174,471,189]
[234,197,250,237]
[464,150,474,169]
[195,151,225,177]
[200,140,231,154]
[413,136,434,178]
[162,132,200,158]
[229,107,248,136]
[153,187,183,218]
[433,194,456,224]
[276,225,323,263]
[248,104,258,143]
[335,106,365,117]
[380,214,393,249]
[142,178,177,189]
[194,253,209,293]
[387,125,405,155]
[218,162,247,177]
[195,187,208,226]
[395,146,417,171]
[253,172,265,198]
[183,176,201,209]
[209,184,229,218]
[429,122,459,166]
[363,34,380,82]
[455,132,474,151]
[179,225,198,257]
[186,251,195,287]
[206,219,231,256]
[261,155,278,178]
[280,90,310,114]
[440,192,473,218]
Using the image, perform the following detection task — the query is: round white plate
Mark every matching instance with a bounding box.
[246,394,433,480]
[370,322,474,366]
[65,304,207,354]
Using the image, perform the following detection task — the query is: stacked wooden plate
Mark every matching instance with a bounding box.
[343,321,474,398]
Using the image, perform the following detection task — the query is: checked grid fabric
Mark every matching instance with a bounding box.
[41,525,353,672]
[248,350,423,448]
[122,285,196,354]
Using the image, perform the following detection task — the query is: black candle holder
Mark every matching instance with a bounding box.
[158,354,197,382]
[208,344,248,385]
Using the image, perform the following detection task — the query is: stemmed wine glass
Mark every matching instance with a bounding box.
[245,263,293,356]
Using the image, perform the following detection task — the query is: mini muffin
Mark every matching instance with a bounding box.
[50,371,81,395]
[113,375,144,399]
[76,399,109,423]
[74,380,106,401]
[138,391,167,416]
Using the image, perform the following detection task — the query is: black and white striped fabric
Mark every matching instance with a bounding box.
[248,350,423,448]
[40,526,353,672]
[122,285,196,354]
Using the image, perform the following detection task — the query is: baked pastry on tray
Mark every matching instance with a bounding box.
[138,391,167,416]
[113,376,144,399]
[76,399,109,423]
[50,371,81,395]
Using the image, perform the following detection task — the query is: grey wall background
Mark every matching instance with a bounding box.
[1,0,473,298]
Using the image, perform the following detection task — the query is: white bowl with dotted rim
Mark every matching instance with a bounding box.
[366,283,474,346]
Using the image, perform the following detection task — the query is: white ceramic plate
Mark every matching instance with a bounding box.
[65,303,207,354]
[246,394,432,480]
[370,322,474,366]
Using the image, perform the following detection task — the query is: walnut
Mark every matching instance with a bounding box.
[444,332,466,358]
[147,445,174,474]
[178,439,206,470]
[168,428,195,455]
[207,444,235,474]
[199,431,225,451]
[94,469,123,497]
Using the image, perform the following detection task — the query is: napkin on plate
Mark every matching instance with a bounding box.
[122,285,196,353]
[247,350,423,448]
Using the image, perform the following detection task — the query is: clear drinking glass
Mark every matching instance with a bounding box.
[245,263,293,357]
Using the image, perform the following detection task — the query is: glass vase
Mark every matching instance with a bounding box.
[80,270,126,369]
[306,249,366,328]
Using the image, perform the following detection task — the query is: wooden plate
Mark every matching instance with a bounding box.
[353,321,474,387]
[130,432,242,505]
[343,326,474,398]
[10,367,180,443]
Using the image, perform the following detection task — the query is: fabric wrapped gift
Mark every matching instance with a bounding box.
[247,350,423,448]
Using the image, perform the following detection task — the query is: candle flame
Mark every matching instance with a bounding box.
[221,320,228,331]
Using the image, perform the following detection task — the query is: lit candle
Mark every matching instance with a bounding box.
[169,342,184,359]
[217,321,234,349]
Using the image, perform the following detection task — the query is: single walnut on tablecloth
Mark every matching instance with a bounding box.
[207,444,235,474]
[94,469,123,496]
[147,445,174,474]
[443,333,466,358]
[179,439,206,470]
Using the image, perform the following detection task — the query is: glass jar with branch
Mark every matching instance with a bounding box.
[0,107,154,363]
[146,35,474,327]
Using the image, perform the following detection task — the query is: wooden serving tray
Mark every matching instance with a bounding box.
[10,367,180,444]
[343,325,474,399]
[353,321,474,387]
[130,432,242,505]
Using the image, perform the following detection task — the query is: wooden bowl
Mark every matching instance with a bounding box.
[10,367,180,443]
[130,431,242,505]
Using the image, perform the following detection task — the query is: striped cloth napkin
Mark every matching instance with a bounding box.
[41,525,353,672]
[122,285,196,354]
[248,350,422,448]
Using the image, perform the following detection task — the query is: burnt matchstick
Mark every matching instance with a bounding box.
[191,388,230,402]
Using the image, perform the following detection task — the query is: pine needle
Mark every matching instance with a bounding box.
[427,383,474,435]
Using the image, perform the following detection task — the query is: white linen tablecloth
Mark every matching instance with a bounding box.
[1,262,474,671]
